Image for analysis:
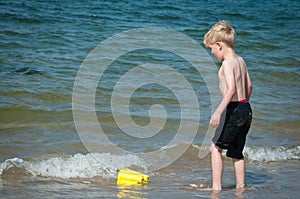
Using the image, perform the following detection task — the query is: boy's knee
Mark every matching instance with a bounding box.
[210,143,223,153]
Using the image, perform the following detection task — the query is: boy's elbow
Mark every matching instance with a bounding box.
[247,85,252,99]
[248,83,253,91]
[248,78,253,90]
[248,84,252,91]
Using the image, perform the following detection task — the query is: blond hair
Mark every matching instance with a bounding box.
[204,20,236,48]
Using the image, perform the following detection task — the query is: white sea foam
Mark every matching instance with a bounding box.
[192,144,300,162]
[0,157,25,175]
[244,146,300,162]
[0,153,147,179]
[1,146,299,179]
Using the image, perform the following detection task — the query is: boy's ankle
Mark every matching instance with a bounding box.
[236,184,246,189]
[212,184,222,191]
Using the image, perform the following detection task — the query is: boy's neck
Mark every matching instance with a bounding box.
[222,46,236,61]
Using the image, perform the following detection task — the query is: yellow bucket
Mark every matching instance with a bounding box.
[117,168,150,186]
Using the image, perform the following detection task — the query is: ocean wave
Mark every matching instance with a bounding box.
[0,145,299,180]
[192,144,300,162]
[0,153,147,179]
[244,146,300,162]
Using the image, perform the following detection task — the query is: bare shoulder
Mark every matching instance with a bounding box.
[221,57,239,71]
[223,56,247,70]
[237,56,247,68]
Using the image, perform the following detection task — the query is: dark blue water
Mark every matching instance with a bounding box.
[0,0,299,198]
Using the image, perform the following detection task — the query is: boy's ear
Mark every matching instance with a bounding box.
[216,42,222,50]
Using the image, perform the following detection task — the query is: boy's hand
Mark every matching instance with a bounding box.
[210,112,221,128]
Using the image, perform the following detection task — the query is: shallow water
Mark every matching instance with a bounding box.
[1,0,299,198]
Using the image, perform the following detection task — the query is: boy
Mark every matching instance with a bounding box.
[204,20,252,190]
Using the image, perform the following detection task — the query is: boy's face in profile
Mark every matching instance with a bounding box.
[208,43,223,62]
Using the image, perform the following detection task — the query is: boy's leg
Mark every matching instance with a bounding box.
[232,158,246,188]
[210,143,223,190]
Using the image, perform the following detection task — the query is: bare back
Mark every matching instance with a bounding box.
[218,56,251,101]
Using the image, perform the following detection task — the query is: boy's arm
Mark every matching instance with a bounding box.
[246,72,252,101]
[210,61,236,128]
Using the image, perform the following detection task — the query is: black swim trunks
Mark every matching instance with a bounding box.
[212,102,252,159]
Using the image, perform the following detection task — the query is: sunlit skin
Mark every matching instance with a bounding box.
[207,41,252,191]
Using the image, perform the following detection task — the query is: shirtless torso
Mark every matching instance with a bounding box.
[218,56,252,102]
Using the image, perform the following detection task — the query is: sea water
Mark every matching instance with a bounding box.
[0,0,299,198]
